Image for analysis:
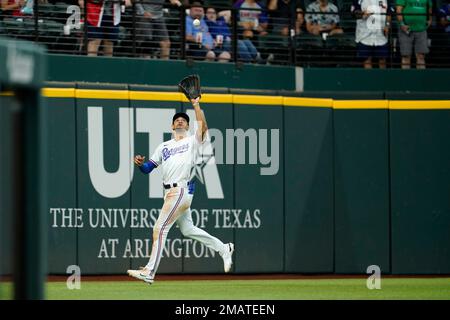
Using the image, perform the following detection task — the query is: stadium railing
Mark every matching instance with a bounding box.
[0,0,448,68]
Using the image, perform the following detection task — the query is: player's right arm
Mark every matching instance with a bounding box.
[134,145,162,174]
[134,155,159,174]
[134,155,153,174]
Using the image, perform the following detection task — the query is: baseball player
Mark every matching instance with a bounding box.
[127,96,234,285]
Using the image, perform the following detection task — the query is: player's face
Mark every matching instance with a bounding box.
[172,117,189,131]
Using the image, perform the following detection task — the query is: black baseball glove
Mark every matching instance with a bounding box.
[178,74,201,100]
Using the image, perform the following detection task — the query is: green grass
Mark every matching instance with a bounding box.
[0,282,13,300]
[39,278,450,300]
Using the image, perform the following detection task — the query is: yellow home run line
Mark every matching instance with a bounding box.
[389,100,450,110]
[41,88,75,98]
[233,94,283,105]
[40,88,450,109]
[284,97,333,108]
[333,100,389,109]
[76,89,129,99]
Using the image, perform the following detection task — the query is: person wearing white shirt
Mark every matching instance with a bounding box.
[351,0,392,68]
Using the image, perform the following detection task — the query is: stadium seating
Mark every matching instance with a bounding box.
[0,0,448,66]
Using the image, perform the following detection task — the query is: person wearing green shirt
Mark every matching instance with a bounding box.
[396,0,432,69]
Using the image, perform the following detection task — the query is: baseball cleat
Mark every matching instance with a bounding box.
[127,267,154,285]
[221,243,234,273]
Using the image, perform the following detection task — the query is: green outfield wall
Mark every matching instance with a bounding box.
[41,83,450,276]
[46,55,295,90]
[46,55,450,93]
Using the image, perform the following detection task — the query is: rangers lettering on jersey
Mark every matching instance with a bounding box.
[150,134,201,185]
[162,143,190,161]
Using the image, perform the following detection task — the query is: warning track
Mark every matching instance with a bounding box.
[46,274,448,282]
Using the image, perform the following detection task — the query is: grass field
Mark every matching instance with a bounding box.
[1,278,449,300]
[43,278,450,300]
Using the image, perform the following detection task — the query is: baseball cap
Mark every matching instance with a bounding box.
[172,112,190,124]
[190,0,204,7]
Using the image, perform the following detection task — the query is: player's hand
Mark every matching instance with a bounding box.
[191,97,200,106]
[134,155,145,166]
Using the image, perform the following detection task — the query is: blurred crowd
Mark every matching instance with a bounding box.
[1,0,449,68]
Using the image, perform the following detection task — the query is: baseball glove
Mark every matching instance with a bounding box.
[178,74,201,100]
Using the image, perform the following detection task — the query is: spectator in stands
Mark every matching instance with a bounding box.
[205,6,261,62]
[16,0,49,16]
[0,0,47,18]
[203,7,231,62]
[234,0,269,39]
[79,0,131,57]
[267,0,304,36]
[351,0,392,68]
[295,6,305,34]
[20,0,33,15]
[304,0,343,37]
[1,0,25,17]
[396,0,432,69]
[433,0,450,64]
[185,1,217,61]
[135,0,182,60]
[438,0,450,33]
[233,0,269,61]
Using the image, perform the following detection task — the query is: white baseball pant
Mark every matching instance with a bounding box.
[144,186,227,277]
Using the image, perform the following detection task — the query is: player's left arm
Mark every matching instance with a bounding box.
[191,97,208,143]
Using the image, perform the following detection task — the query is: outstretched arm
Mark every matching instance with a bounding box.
[191,97,208,142]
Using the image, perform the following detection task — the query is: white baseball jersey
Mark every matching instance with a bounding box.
[149,134,203,185]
